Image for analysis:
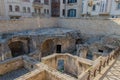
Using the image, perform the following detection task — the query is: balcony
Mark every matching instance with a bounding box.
[33,2,43,8]
[8,11,22,16]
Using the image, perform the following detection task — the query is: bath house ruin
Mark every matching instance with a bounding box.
[0,27,120,80]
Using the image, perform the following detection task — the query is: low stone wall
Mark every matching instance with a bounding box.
[0,56,23,75]
[23,56,40,71]
[26,70,46,80]
[58,18,120,35]
[0,18,58,33]
[42,53,92,78]
[16,62,77,80]
[1,17,120,35]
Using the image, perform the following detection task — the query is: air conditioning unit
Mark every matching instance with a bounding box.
[115,0,120,2]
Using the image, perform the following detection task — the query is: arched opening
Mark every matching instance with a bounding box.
[41,39,54,57]
[9,41,26,57]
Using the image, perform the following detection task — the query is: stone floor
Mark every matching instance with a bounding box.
[0,68,29,80]
[103,56,120,80]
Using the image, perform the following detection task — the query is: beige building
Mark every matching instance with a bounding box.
[32,0,51,17]
[0,0,34,20]
[0,0,6,20]
[60,0,83,18]
[0,0,51,20]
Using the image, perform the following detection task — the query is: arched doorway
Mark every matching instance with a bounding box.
[41,39,54,57]
[8,41,26,57]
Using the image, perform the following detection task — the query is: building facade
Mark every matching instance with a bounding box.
[33,0,51,17]
[0,0,51,20]
[82,0,120,18]
[60,0,83,18]
[110,0,120,18]
[0,0,6,19]
[3,0,34,19]
[1,0,120,19]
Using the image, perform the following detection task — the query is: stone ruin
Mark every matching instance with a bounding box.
[0,27,120,80]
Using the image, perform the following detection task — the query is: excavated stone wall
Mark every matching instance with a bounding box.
[0,56,23,75]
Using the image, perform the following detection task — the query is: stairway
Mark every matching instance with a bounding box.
[103,56,120,80]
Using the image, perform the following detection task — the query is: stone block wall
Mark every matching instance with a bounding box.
[1,17,120,36]
[58,18,120,35]
[26,70,46,80]
[42,54,92,78]
[0,56,23,75]
[0,18,58,33]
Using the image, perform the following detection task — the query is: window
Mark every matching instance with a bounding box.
[68,0,77,3]
[27,7,31,13]
[23,7,26,13]
[63,0,66,4]
[92,5,96,11]
[35,8,37,13]
[68,9,76,17]
[47,9,49,14]
[117,3,120,10]
[44,0,49,5]
[38,9,41,13]
[63,9,65,16]
[9,5,13,12]
[44,9,46,14]
[56,45,61,53]
[98,49,103,53]
[15,6,20,12]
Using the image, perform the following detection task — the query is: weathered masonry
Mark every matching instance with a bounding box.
[0,27,81,61]
[0,27,120,80]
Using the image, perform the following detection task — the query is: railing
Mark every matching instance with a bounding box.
[78,47,120,80]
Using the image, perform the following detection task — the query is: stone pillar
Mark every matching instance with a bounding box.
[65,0,68,18]
[80,48,88,58]
[27,36,37,53]
[1,43,12,61]
[93,53,101,60]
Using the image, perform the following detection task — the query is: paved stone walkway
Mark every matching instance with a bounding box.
[0,68,29,80]
[103,56,120,80]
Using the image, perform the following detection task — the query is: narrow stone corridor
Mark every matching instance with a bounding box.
[0,68,29,80]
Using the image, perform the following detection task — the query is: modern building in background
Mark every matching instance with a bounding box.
[1,0,34,19]
[0,0,120,20]
[33,0,51,17]
[60,0,83,18]
[82,0,120,18]
[0,0,51,20]
[110,0,120,18]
